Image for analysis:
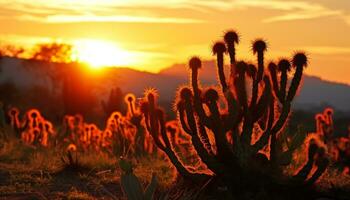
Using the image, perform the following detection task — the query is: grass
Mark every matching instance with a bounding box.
[1,131,350,199]
[0,134,175,199]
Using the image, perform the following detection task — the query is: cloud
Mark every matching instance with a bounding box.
[303,46,350,55]
[45,14,204,24]
[261,2,343,22]
[192,0,348,24]
[0,0,349,25]
[218,0,343,23]
[8,12,205,24]
[0,0,204,24]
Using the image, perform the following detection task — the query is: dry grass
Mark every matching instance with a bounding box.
[0,136,175,199]
[1,131,350,200]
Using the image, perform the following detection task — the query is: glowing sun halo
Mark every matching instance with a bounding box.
[73,40,132,69]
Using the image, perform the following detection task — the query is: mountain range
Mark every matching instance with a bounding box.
[1,57,350,112]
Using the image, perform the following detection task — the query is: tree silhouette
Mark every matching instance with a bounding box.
[31,42,73,63]
[0,44,25,58]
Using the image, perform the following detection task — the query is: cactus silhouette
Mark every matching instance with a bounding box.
[125,93,147,155]
[140,29,329,192]
[119,157,158,200]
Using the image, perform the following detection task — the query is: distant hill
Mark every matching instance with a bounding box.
[1,57,350,112]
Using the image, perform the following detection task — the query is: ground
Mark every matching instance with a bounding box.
[1,136,350,200]
[0,137,175,200]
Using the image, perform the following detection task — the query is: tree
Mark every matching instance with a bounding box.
[0,44,25,58]
[31,42,73,63]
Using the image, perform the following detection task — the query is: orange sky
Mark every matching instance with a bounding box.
[0,0,349,84]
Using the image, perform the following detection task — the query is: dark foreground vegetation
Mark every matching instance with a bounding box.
[1,29,350,200]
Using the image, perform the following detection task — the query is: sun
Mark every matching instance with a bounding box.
[73,39,132,69]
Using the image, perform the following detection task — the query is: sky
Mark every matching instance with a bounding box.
[0,0,349,84]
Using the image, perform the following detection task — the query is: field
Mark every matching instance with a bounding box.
[0,132,175,199]
[1,130,350,200]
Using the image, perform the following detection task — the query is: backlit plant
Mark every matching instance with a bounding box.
[140,29,329,193]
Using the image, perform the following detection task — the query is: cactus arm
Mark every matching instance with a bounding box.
[158,109,172,148]
[205,101,235,165]
[183,101,226,174]
[223,89,242,132]
[143,111,152,135]
[223,86,243,145]
[249,78,259,109]
[248,52,264,109]
[306,158,329,185]
[198,122,214,155]
[240,112,254,149]
[235,72,248,110]
[227,44,236,66]
[144,173,158,200]
[252,100,274,152]
[279,69,288,103]
[286,65,303,102]
[157,107,209,180]
[178,104,192,134]
[256,51,264,83]
[191,68,211,128]
[293,142,318,182]
[277,130,306,166]
[268,63,282,102]
[144,108,166,151]
[241,76,271,148]
[120,173,144,200]
[254,101,291,153]
[128,101,135,116]
[252,77,272,123]
[142,94,209,180]
[293,157,314,183]
[253,102,290,152]
[216,53,228,92]
[271,103,291,134]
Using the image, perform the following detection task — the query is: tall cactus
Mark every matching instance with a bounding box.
[140,29,328,191]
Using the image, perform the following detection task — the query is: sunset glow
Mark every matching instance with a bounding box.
[1,1,350,198]
[73,40,134,69]
[0,0,349,82]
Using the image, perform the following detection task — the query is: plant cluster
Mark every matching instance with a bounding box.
[140,29,330,194]
[8,108,55,147]
[6,94,156,157]
[314,108,350,174]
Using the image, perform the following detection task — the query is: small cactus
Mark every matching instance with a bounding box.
[119,157,158,200]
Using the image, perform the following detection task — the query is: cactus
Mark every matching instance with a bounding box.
[315,108,334,142]
[119,157,158,200]
[140,29,329,191]
[60,150,86,172]
[125,93,147,155]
